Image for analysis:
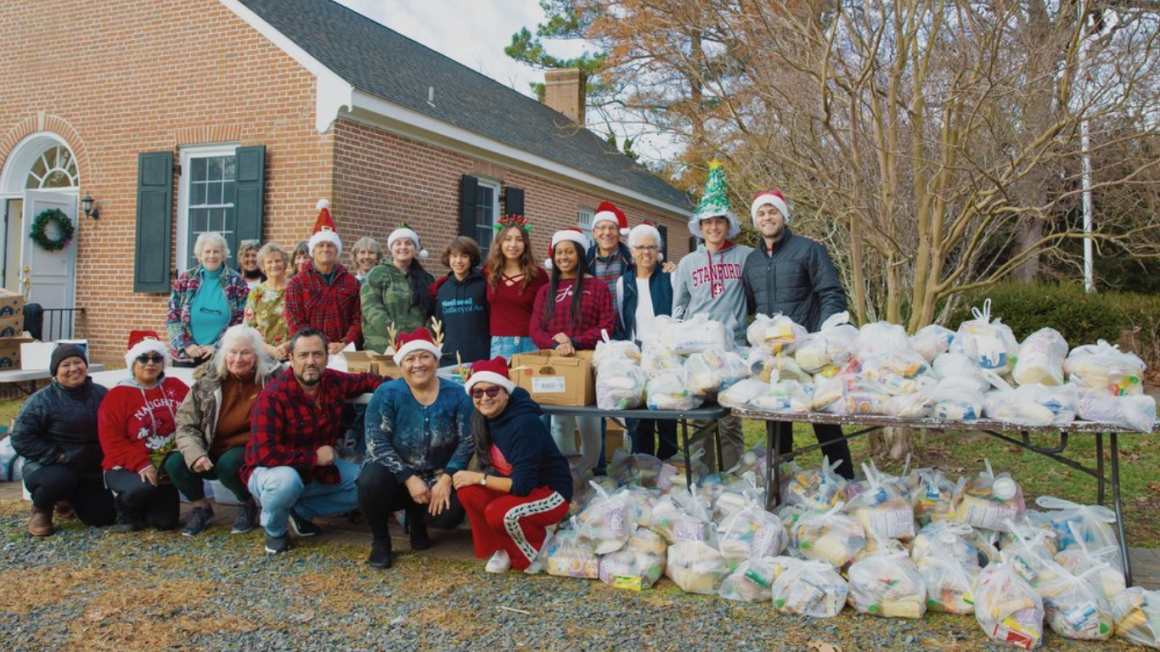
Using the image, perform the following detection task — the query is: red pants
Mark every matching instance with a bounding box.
[458,484,570,570]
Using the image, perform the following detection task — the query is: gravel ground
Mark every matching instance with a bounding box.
[0,501,1150,652]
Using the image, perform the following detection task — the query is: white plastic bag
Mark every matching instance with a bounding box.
[926,377,986,422]
[791,502,867,568]
[912,324,956,362]
[749,380,813,414]
[974,563,1046,649]
[685,349,750,394]
[795,311,859,372]
[1077,391,1156,432]
[717,497,788,569]
[1054,530,1126,601]
[780,457,848,512]
[1039,565,1114,641]
[592,333,641,371]
[665,540,730,594]
[575,483,635,554]
[649,486,716,545]
[718,378,769,409]
[662,314,730,355]
[1065,339,1146,396]
[595,360,648,410]
[598,548,665,590]
[747,313,808,356]
[847,551,927,619]
[951,460,1026,532]
[1035,496,1119,553]
[1013,328,1068,387]
[750,351,813,384]
[545,525,600,579]
[771,559,849,618]
[1111,587,1160,649]
[906,468,956,526]
[918,550,980,615]
[846,462,916,542]
[910,520,986,568]
[645,370,704,411]
[640,340,684,379]
[932,352,993,394]
[854,321,913,359]
[983,382,1078,427]
[719,553,796,603]
[954,299,1019,374]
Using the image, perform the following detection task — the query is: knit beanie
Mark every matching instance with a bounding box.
[50,344,88,377]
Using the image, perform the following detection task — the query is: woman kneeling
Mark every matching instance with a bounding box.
[167,325,280,536]
[453,358,572,573]
[357,329,472,569]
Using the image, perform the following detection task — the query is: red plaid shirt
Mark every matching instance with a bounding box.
[283,262,362,345]
[529,277,615,351]
[241,368,385,485]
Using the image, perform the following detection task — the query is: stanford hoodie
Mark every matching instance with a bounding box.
[672,241,753,346]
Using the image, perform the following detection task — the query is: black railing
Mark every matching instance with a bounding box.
[23,306,84,342]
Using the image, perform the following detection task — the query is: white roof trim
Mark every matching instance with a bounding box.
[217,0,352,132]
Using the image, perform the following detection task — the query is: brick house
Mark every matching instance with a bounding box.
[0,0,692,366]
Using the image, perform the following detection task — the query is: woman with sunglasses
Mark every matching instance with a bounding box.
[357,329,473,570]
[453,358,572,573]
[529,229,615,471]
[166,232,249,368]
[98,332,190,532]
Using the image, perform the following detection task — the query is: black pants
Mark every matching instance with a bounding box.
[628,418,678,461]
[24,465,116,526]
[775,422,855,480]
[103,469,181,531]
[356,463,465,540]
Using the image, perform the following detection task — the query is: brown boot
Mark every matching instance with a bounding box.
[29,507,55,537]
[54,501,76,521]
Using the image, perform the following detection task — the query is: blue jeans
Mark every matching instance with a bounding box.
[247,459,360,537]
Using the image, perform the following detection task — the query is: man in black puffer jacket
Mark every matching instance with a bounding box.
[743,190,854,479]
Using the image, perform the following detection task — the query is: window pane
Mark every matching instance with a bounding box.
[192,183,206,205]
[208,157,223,181]
[223,180,236,205]
[223,156,236,181]
[43,170,71,188]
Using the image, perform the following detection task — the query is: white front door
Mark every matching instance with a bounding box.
[21,190,77,311]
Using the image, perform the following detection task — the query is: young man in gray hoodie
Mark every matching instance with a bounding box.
[672,199,752,470]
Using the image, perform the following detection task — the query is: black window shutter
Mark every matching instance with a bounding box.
[504,187,525,218]
[233,145,265,267]
[657,224,669,261]
[134,151,174,293]
[459,175,479,237]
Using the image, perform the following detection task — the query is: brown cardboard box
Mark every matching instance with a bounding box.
[343,351,400,378]
[0,337,34,369]
[509,349,595,406]
[0,290,24,337]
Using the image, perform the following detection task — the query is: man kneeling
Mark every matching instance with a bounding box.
[241,327,386,554]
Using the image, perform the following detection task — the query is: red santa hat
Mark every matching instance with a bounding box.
[308,199,343,256]
[544,228,590,270]
[464,356,516,395]
[392,328,442,365]
[592,200,630,237]
[125,330,168,369]
[750,190,790,226]
[387,224,429,259]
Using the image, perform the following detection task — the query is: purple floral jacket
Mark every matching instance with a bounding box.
[166,265,250,364]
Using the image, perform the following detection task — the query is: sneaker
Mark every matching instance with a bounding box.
[181,506,215,537]
[367,538,392,570]
[231,502,258,535]
[485,549,512,574]
[264,532,292,555]
[54,501,76,521]
[288,509,321,537]
[112,511,142,534]
[29,506,55,537]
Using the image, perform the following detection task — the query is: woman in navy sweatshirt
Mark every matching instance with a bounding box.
[452,357,572,573]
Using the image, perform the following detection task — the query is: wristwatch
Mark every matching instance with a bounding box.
[480,474,489,486]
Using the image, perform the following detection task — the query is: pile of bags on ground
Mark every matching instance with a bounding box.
[546,451,1157,649]
[713,300,1155,432]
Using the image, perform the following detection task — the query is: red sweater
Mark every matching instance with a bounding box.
[485,267,548,337]
[98,377,190,473]
[529,276,615,351]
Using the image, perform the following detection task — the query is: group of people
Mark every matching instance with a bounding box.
[11,180,857,574]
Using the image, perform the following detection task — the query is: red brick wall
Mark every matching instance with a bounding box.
[0,0,334,365]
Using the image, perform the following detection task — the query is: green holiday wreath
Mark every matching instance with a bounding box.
[30,208,75,252]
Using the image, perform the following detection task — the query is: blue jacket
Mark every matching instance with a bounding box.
[615,267,673,341]
[483,388,573,500]
[364,378,473,485]
[432,269,490,366]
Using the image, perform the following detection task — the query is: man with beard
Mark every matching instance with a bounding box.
[241,328,386,554]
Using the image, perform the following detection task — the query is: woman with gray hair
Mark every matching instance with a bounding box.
[166,232,250,367]
[166,324,281,536]
[245,242,292,360]
[350,236,384,282]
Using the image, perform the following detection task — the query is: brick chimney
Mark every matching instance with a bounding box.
[544,69,586,126]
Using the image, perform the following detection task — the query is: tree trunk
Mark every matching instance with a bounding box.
[867,426,913,461]
[1013,217,1044,283]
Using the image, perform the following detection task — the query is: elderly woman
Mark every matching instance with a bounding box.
[290,240,310,276]
[165,325,281,537]
[167,232,250,367]
[615,223,677,459]
[453,358,572,573]
[356,329,472,570]
[11,345,114,536]
[362,225,435,353]
[350,236,384,282]
[244,242,292,361]
[99,332,190,532]
[238,239,265,289]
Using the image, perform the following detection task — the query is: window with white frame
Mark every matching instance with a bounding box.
[177,145,237,271]
[577,208,594,243]
[474,179,501,258]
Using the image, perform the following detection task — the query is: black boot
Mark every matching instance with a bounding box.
[368,537,392,569]
[407,507,432,551]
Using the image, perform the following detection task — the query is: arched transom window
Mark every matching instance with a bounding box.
[25,145,78,189]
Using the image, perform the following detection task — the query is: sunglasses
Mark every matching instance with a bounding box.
[136,354,164,364]
[470,386,503,399]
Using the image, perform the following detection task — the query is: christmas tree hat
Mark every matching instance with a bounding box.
[689,160,741,239]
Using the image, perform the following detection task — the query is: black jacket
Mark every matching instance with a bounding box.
[432,269,490,366]
[475,387,572,500]
[11,378,108,477]
[743,227,847,332]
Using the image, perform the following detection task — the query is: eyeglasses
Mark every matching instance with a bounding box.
[633,245,659,252]
[470,386,503,399]
[136,354,164,364]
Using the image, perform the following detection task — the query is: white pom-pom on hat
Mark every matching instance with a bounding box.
[419,249,429,259]
[317,198,330,210]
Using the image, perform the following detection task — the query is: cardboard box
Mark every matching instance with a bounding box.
[343,351,400,377]
[0,337,34,369]
[510,349,595,406]
[0,290,23,337]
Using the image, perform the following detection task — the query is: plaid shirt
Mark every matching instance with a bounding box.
[529,277,615,351]
[241,368,385,485]
[283,262,362,345]
[587,243,632,304]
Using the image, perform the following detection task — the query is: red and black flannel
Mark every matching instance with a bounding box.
[529,277,615,351]
[283,262,362,345]
[241,368,385,485]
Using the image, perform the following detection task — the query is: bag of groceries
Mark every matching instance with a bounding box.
[661,314,730,355]
[718,377,769,410]
[719,553,797,603]
[1111,587,1160,649]
[650,485,717,546]
[932,352,994,394]
[665,540,730,595]
[771,559,849,618]
[749,379,814,414]
[1012,328,1068,387]
[596,359,648,410]
[780,457,849,512]
[1039,565,1114,641]
[1035,496,1119,553]
[1065,339,1146,396]
[750,351,814,384]
[1054,527,1126,601]
[717,495,788,569]
[906,467,957,525]
[847,550,928,619]
[974,562,1046,649]
[592,332,641,371]
[983,382,1078,427]
[954,299,1020,374]
[845,462,916,542]
[951,460,1026,532]
[640,340,684,378]
[791,501,867,568]
[1077,391,1156,432]
[747,313,809,356]
[917,547,981,615]
[794,311,859,373]
[545,524,600,579]
[575,483,636,554]
[646,370,704,411]
[685,349,750,394]
[912,324,956,362]
[854,321,913,359]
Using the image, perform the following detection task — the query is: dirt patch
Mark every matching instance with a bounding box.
[0,564,109,615]
[407,603,492,641]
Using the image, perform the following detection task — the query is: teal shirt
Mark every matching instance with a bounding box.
[190,267,230,346]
